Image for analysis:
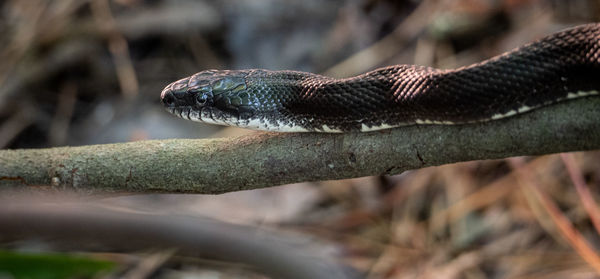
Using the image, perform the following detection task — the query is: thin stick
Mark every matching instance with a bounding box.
[510,159,600,275]
[560,153,600,234]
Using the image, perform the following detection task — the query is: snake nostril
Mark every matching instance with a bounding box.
[162,91,176,107]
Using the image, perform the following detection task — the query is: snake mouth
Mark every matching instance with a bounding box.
[167,106,233,127]
[166,105,284,130]
[167,106,189,120]
[167,106,201,122]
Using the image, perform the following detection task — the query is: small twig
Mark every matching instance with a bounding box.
[0,105,36,149]
[560,153,600,234]
[122,249,176,279]
[428,157,555,231]
[49,82,77,146]
[91,0,139,98]
[322,0,439,77]
[509,158,600,275]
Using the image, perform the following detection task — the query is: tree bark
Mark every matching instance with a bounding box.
[1,98,599,194]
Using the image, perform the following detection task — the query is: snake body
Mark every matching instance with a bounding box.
[161,23,600,132]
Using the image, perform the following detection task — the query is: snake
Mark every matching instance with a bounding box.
[160,23,600,133]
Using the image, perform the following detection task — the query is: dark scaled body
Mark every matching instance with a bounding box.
[161,23,600,132]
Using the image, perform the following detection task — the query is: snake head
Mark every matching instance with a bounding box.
[161,70,256,122]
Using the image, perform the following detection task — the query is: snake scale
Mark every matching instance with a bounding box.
[161,23,600,132]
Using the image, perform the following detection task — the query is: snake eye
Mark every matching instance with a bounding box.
[196,94,208,105]
[191,85,212,106]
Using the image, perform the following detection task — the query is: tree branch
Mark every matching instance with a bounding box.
[0,198,356,279]
[1,98,599,194]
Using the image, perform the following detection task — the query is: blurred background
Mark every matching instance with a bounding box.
[1,0,600,278]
